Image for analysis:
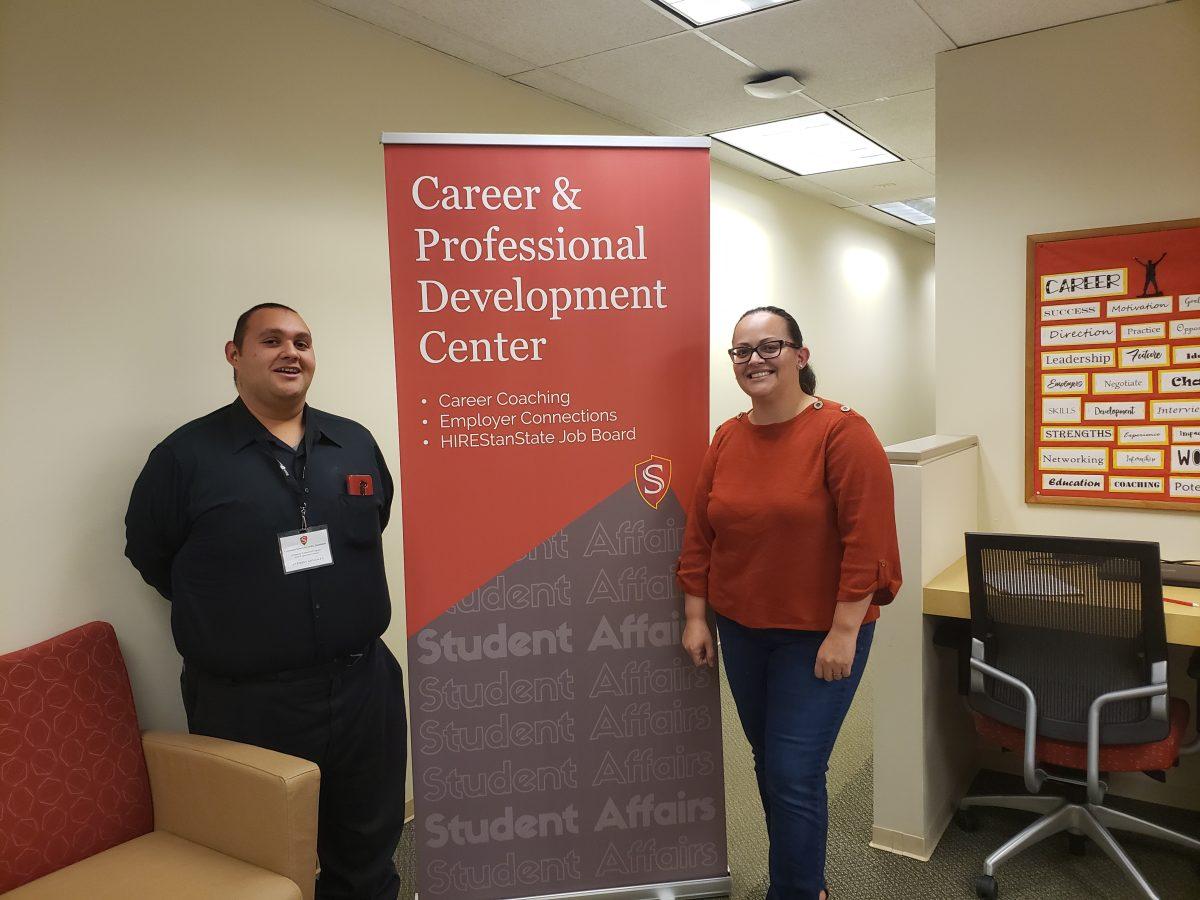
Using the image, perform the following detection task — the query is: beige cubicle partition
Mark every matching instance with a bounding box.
[872,434,980,860]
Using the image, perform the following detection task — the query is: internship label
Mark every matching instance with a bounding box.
[1042,397,1081,423]
[1041,323,1116,346]
[1118,425,1167,445]
[1113,448,1164,469]
[1119,345,1168,368]
[1093,371,1150,394]
[1109,476,1164,494]
[1085,401,1145,421]
[1042,473,1105,491]
[1041,426,1114,442]
[1107,296,1173,318]
[1041,267,1126,300]
[1042,373,1088,394]
[1038,447,1108,472]
[1042,348,1114,369]
[1040,301,1100,322]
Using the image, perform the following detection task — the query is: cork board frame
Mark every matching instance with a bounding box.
[1026,217,1200,511]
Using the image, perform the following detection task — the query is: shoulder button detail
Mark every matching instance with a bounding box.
[840,405,851,412]
[813,400,824,410]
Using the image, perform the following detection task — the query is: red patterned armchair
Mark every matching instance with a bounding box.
[0,622,319,899]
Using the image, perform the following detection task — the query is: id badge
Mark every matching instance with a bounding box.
[278,526,334,574]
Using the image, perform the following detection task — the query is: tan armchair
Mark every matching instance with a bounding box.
[0,623,319,900]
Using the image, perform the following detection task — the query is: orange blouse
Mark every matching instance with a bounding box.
[676,401,902,631]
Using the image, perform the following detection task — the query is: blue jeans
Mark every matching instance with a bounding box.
[716,614,875,900]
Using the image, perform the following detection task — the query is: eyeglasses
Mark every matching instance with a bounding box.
[727,340,799,363]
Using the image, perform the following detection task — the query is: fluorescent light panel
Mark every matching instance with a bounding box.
[664,0,793,27]
[872,197,935,226]
[712,113,900,176]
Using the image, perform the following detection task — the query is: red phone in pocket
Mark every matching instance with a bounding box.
[347,475,374,496]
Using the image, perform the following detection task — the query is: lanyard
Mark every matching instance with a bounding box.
[261,442,311,530]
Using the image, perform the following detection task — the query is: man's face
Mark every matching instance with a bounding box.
[225,308,315,408]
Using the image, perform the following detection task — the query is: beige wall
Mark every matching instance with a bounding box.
[711,168,935,442]
[0,0,934,779]
[936,0,1200,556]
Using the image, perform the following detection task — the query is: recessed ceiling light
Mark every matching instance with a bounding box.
[660,0,793,27]
[712,113,900,176]
[872,197,936,226]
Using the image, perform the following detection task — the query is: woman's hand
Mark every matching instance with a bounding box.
[814,629,856,682]
[682,618,716,668]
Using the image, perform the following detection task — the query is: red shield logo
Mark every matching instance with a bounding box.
[634,455,672,509]
[300,535,308,546]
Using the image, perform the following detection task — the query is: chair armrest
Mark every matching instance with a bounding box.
[1086,683,1167,804]
[142,730,319,900]
[1184,649,1200,756]
[969,655,1046,794]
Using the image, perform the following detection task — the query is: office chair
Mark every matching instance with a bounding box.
[956,533,1200,900]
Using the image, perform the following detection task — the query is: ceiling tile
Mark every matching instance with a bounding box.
[775,177,860,208]
[914,156,936,174]
[317,0,537,75]
[543,32,822,134]
[703,0,954,108]
[512,69,691,136]
[913,1,1165,47]
[390,0,686,68]
[845,204,936,243]
[837,90,935,160]
[709,140,797,180]
[805,160,935,205]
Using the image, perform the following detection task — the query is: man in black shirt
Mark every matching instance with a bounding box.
[125,303,406,900]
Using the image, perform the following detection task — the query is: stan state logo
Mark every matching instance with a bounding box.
[634,455,672,509]
[299,535,309,546]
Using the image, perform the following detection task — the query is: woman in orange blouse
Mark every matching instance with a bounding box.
[677,306,901,900]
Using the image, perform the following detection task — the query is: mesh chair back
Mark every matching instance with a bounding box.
[965,533,1167,745]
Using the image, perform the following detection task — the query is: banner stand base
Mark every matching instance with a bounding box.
[416,872,732,900]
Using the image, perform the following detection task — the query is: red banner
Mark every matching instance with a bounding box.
[385,138,712,634]
[383,135,726,900]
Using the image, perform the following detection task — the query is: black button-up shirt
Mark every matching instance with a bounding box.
[125,398,393,677]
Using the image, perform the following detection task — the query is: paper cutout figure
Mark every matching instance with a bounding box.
[1134,252,1167,297]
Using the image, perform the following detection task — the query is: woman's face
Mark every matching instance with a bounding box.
[730,312,809,400]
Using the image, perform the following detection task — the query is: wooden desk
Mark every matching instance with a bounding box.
[924,556,1200,647]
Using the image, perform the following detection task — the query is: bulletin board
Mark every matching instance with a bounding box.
[1027,218,1200,510]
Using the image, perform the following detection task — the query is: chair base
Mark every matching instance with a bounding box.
[958,794,1200,900]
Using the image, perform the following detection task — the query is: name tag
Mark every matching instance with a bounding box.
[278,527,334,574]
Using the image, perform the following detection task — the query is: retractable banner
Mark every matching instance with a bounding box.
[382,134,727,900]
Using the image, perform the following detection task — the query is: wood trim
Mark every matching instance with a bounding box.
[1027,218,1200,245]
[1026,234,1039,503]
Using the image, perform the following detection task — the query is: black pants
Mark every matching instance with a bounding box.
[182,640,407,900]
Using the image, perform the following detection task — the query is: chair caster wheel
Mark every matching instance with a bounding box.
[955,808,980,832]
[974,874,998,899]
[1068,832,1086,856]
